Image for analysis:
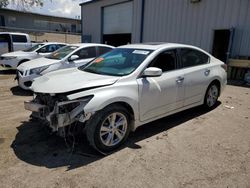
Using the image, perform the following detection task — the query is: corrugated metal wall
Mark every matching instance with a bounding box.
[81,0,250,57]
[142,0,250,57]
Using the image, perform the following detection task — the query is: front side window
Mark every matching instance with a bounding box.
[81,48,153,76]
[149,50,177,72]
[46,45,78,60]
[56,44,66,50]
[37,44,63,53]
[180,48,209,68]
[73,47,96,60]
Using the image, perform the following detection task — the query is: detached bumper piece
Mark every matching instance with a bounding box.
[24,99,91,131]
[24,101,47,113]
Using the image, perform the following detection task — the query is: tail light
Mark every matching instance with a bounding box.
[221,64,227,72]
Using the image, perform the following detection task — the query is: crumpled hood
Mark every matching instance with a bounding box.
[31,67,120,94]
[1,50,34,57]
[17,57,59,70]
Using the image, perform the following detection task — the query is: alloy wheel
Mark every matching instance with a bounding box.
[99,112,128,147]
[206,85,219,107]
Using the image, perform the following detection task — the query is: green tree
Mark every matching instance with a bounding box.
[0,0,44,10]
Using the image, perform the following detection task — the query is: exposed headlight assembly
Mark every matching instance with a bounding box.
[58,95,94,113]
[30,65,49,75]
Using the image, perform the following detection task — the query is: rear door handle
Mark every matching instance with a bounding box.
[176,76,184,83]
[204,69,210,76]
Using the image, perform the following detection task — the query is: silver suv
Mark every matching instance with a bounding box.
[24,43,227,153]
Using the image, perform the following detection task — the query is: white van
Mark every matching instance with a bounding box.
[0,32,34,55]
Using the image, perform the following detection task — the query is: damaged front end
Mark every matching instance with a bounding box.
[24,93,93,132]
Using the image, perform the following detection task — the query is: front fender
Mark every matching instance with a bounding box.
[67,82,139,121]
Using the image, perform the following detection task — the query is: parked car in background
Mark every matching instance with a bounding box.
[17,43,114,90]
[24,43,227,153]
[0,42,66,69]
[0,32,35,55]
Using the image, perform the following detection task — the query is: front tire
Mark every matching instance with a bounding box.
[204,83,219,109]
[86,104,131,153]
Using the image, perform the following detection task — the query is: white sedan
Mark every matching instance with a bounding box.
[17,43,114,90]
[0,42,66,69]
[25,43,227,153]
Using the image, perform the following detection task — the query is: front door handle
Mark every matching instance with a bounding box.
[176,76,184,83]
[204,69,210,76]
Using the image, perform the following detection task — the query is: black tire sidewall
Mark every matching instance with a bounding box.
[204,83,219,109]
[86,105,131,152]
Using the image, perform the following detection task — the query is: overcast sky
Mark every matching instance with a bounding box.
[7,0,91,19]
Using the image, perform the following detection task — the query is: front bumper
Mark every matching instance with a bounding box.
[17,70,38,90]
[0,59,19,69]
[24,99,92,131]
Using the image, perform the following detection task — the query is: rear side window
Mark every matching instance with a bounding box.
[12,35,27,43]
[180,48,209,68]
[98,47,113,56]
[73,47,96,60]
[149,50,177,72]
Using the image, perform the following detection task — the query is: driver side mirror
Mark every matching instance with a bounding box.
[142,67,162,77]
[68,55,79,62]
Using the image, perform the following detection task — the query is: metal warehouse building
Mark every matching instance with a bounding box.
[80,0,250,65]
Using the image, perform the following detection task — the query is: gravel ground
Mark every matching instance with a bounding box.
[0,69,249,188]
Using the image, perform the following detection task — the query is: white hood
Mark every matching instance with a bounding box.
[17,57,60,70]
[1,50,34,57]
[31,67,119,94]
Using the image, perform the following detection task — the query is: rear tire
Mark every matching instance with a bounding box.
[203,83,219,109]
[86,104,131,153]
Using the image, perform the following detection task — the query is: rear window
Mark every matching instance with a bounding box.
[12,35,28,43]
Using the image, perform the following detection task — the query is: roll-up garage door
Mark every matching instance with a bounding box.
[103,1,132,34]
[103,1,132,46]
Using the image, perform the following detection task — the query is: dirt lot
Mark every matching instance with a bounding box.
[0,70,249,188]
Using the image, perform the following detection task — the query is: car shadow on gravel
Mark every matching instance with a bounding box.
[0,69,16,75]
[11,102,221,170]
[10,86,33,96]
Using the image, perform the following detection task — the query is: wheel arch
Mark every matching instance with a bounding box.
[86,99,137,131]
[104,101,135,120]
[18,59,30,66]
[208,79,221,96]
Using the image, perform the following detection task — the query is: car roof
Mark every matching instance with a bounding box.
[118,43,205,51]
[41,42,67,45]
[0,32,29,36]
[70,43,114,48]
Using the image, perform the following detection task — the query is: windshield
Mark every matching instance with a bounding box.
[46,45,78,60]
[23,43,44,52]
[81,48,153,76]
